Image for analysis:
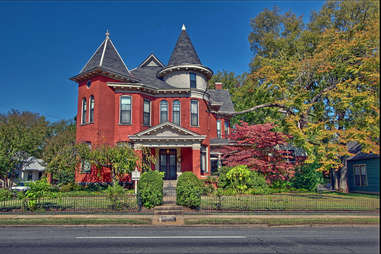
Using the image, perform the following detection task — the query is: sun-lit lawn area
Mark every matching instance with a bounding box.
[0,194,138,212]
[201,192,379,211]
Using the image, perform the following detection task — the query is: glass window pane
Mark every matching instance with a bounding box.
[144,100,150,112]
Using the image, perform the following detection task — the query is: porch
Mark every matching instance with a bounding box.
[129,122,210,179]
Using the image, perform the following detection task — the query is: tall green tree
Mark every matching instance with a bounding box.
[0,110,49,188]
[88,144,138,185]
[211,0,379,192]
[42,120,76,185]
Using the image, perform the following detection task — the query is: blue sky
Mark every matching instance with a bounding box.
[0,0,325,122]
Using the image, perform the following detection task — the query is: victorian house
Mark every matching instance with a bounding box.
[70,25,234,184]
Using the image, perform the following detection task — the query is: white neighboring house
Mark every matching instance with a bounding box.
[15,157,46,182]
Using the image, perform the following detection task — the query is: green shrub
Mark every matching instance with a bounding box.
[105,184,126,210]
[59,183,74,192]
[201,184,215,195]
[176,172,203,209]
[226,165,251,193]
[291,163,323,191]
[221,188,238,196]
[137,171,163,209]
[24,179,54,211]
[271,179,292,192]
[0,189,13,201]
[217,166,232,188]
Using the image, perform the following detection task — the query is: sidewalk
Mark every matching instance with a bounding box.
[0,212,378,226]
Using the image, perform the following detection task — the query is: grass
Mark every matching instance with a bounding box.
[201,192,379,211]
[1,191,379,213]
[0,195,138,212]
[185,217,380,225]
[0,217,151,225]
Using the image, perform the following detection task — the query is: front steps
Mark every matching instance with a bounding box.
[153,180,184,225]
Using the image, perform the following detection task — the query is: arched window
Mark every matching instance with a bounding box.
[81,98,87,124]
[89,95,95,123]
[160,100,168,123]
[172,100,180,125]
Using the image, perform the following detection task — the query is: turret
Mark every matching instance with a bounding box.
[157,25,213,91]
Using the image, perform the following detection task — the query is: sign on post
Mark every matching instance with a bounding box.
[132,169,141,194]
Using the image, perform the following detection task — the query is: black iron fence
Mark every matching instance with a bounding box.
[195,193,379,213]
[0,192,379,214]
[0,194,149,214]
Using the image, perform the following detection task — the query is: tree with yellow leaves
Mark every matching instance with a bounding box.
[211,0,379,191]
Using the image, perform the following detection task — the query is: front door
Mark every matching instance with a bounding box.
[159,149,177,180]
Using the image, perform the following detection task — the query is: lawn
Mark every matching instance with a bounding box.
[0,194,139,212]
[200,192,379,211]
[1,191,379,213]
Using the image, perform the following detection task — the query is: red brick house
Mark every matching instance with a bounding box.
[70,26,234,184]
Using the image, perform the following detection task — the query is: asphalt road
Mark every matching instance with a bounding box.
[0,226,378,254]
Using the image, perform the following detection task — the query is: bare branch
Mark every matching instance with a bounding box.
[211,103,295,116]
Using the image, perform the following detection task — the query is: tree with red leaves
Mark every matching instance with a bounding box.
[221,121,296,182]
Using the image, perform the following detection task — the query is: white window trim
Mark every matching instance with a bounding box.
[190,99,199,127]
[81,98,87,125]
[143,99,151,126]
[172,100,181,126]
[89,95,95,123]
[119,95,132,125]
[160,100,169,123]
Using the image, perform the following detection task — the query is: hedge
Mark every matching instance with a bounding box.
[137,171,163,208]
[176,172,203,209]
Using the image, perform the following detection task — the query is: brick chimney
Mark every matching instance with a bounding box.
[215,82,223,90]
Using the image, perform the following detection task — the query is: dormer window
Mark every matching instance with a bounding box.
[190,72,196,89]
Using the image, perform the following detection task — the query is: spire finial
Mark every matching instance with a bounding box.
[105,29,110,39]
[181,24,186,31]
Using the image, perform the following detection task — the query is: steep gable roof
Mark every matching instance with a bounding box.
[168,25,201,66]
[79,32,130,77]
[138,53,165,68]
[207,89,235,113]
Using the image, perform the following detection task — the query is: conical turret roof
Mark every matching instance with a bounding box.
[168,25,201,66]
[80,31,130,76]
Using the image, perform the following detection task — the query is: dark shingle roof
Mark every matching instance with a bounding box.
[349,152,379,161]
[168,29,201,66]
[207,89,235,112]
[210,138,230,145]
[131,66,175,89]
[80,37,130,77]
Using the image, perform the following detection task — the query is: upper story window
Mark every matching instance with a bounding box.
[190,72,196,89]
[190,100,199,126]
[160,100,168,123]
[81,98,87,124]
[353,165,368,186]
[86,80,92,88]
[224,120,229,138]
[143,99,151,126]
[89,95,95,123]
[217,120,221,138]
[120,96,132,124]
[172,100,181,125]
